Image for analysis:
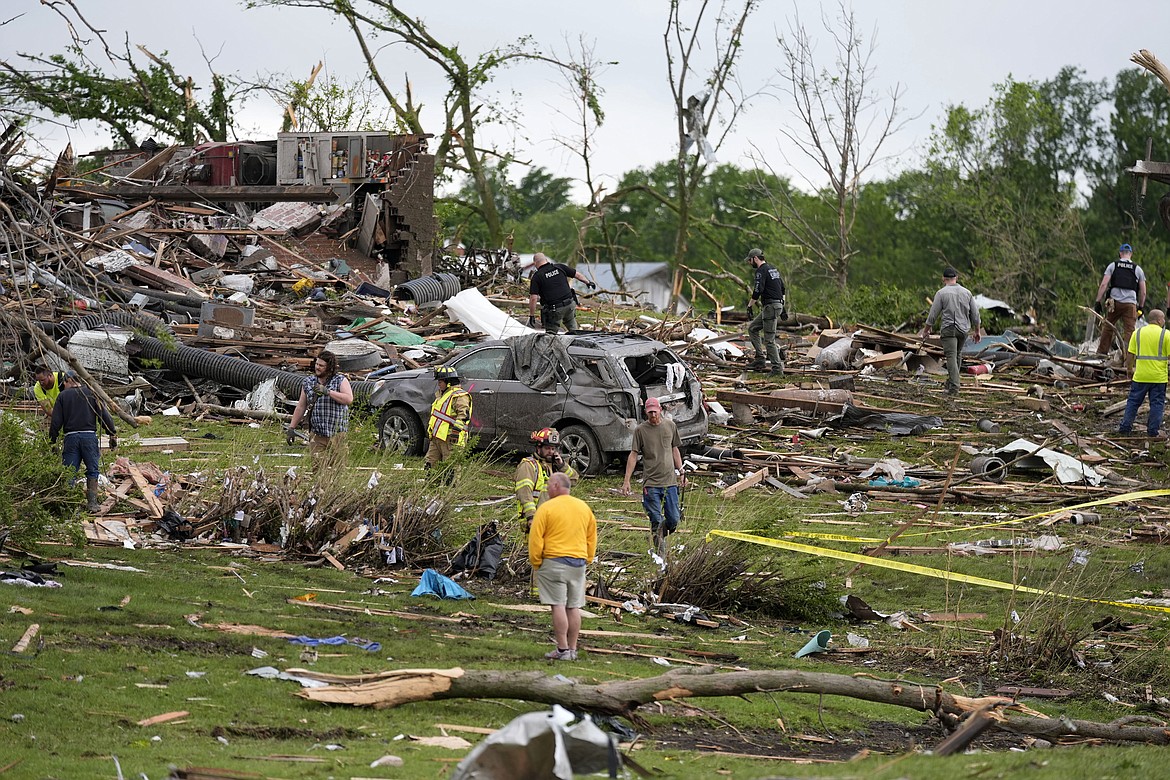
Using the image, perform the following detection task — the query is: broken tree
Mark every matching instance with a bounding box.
[292,665,1170,745]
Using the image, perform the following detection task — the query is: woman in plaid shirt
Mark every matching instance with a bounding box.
[289,350,354,469]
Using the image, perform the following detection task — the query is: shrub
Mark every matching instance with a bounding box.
[0,413,84,547]
[800,282,926,330]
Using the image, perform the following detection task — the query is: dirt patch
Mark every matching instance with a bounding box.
[210,724,366,741]
[643,719,1028,761]
[66,632,246,656]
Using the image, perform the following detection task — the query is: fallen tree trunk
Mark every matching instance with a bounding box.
[291,666,1170,744]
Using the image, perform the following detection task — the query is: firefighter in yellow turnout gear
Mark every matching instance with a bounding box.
[426,366,472,474]
[515,428,578,531]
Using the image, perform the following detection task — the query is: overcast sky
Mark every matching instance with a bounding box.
[5,0,1170,197]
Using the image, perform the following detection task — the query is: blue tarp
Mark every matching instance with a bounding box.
[411,568,475,600]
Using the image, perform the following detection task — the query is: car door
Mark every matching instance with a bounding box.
[491,352,562,450]
[451,346,509,445]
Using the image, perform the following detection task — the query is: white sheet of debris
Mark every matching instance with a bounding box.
[687,327,744,357]
[996,438,1103,486]
[444,287,539,340]
[451,704,617,780]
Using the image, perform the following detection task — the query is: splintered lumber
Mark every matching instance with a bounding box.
[122,263,206,297]
[722,468,768,499]
[11,624,39,653]
[292,665,1170,744]
[136,710,189,727]
[127,462,165,518]
[933,706,999,756]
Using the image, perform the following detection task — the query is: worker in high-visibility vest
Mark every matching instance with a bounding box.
[426,365,473,473]
[515,428,578,532]
[1118,308,1169,438]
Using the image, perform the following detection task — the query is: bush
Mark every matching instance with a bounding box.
[0,413,84,547]
[800,282,927,330]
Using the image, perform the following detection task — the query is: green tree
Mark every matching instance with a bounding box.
[917,72,1108,337]
[580,161,790,308]
[250,63,398,134]
[443,163,574,250]
[1,29,234,146]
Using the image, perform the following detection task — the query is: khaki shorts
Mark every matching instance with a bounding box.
[535,560,586,608]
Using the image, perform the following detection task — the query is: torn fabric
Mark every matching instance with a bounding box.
[508,333,574,392]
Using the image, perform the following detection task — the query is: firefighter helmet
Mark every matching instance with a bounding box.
[530,427,560,446]
[434,365,460,383]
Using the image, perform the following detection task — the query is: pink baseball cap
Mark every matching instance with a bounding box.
[644,397,661,412]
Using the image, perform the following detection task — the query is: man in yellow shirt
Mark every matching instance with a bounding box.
[528,472,597,661]
[1118,309,1168,438]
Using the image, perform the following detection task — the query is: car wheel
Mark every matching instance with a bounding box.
[377,406,424,456]
[559,424,603,476]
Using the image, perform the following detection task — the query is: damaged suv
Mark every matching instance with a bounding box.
[369,332,707,474]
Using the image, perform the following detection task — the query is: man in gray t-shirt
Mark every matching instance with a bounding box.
[621,396,685,553]
[921,267,982,396]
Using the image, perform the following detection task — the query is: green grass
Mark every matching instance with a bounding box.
[4,406,1170,778]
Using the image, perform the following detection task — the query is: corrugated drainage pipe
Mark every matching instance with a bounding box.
[393,272,461,304]
[46,311,175,340]
[133,335,379,402]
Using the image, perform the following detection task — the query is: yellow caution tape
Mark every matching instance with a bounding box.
[787,489,1170,545]
[707,529,1170,615]
[786,531,883,544]
[899,488,1170,538]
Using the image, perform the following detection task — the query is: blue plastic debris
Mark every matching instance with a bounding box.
[411,568,475,600]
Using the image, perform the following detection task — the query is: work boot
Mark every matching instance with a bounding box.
[652,528,668,559]
[770,363,785,377]
[85,478,100,513]
[748,356,766,371]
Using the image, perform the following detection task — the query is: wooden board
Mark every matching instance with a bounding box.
[102,436,189,452]
[721,468,768,499]
[127,462,165,519]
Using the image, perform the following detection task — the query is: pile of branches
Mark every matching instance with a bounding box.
[185,462,467,569]
[653,540,838,621]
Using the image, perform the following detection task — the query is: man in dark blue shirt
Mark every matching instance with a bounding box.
[746,248,787,375]
[527,253,596,334]
[49,371,117,512]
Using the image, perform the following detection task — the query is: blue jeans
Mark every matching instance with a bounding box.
[62,432,101,481]
[1119,382,1166,436]
[642,485,681,538]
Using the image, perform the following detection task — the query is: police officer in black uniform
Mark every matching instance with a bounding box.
[746,248,787,375]
[527,252,596,334]
[1093,243,1146,356]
